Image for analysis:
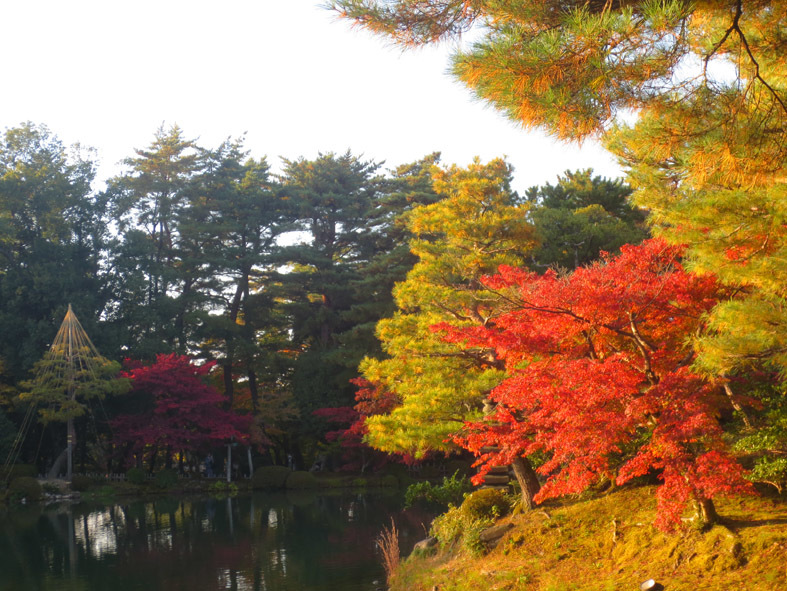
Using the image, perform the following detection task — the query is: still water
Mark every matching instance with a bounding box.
[0,491,427,591]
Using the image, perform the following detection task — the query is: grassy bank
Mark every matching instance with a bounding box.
[391,486,787,591]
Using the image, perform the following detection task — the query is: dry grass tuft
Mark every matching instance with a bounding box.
[376,518,401,582]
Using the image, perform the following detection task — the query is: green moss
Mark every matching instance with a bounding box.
[391,486,787,591]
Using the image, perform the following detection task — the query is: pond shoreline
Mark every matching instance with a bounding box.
[2,468,408,509]
[1,488,425,591]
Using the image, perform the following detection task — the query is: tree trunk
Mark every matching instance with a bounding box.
[247,446,254,479]
[511,456,541,510]
[148,446,158,474]
[698,497,719,527]
[48,447,68,479]
[223,363,234,408]
[248,367,259,413]
[67,417,75,481]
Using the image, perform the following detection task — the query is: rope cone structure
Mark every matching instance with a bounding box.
[3,305,125,482]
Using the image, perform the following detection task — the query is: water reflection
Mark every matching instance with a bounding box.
[0,491,427,591]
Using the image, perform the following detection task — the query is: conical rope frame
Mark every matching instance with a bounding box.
[3,305,111,482]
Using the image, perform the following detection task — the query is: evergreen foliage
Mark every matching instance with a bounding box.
[526,169,648,270]
[361,158,537,456]
[404,471,472,509]
[331,0,787,509]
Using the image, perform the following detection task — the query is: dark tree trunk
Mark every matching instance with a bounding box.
[248,367,259,413]
[148,446,158,474]
[223,363,234,408]
[698,497,719,527]
[511,457,541,510]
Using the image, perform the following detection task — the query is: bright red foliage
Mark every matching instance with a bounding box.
[112,354,250,463]
[313,377,401,471]
[440,239,753,529]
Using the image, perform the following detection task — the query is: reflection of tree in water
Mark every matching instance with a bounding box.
[0,492,425,591]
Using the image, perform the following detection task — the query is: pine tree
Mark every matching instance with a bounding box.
[361,158,537,456]
[331,0,787,487]
[331,0,787,376]
[108,125,199,356]
[20,305,129,479]
[525,169,647,269]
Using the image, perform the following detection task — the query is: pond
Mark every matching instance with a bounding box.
[0,491,430,591]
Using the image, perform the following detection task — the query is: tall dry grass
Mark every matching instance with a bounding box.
[376,518,400,582]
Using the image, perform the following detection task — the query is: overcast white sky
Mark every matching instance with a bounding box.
[1,0,622,194]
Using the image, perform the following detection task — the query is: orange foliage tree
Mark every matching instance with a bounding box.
[439,240,754,529]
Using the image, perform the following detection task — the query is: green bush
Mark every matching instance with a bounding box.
[285,471,318,489]
[42,482,61,495]
[430,504,492,555]
[210,481,239,495]
[8,477,42,504]
[252,466,291,490]
[5,464,37,480]
[154,469,178,489]
[69,475,93,492]
[126,467,145,485]
[460,488,511,521]
[405,471,472,509]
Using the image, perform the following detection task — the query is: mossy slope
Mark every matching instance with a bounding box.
[392,486,787,591]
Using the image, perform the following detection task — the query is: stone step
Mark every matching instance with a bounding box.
[481,474,511,485]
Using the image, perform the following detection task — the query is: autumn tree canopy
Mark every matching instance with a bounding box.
[112,354,250,467]
[360,158,537,458]
[441,240,753,528]
[332,0,787,379]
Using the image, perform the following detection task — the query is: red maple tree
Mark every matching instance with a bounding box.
[313,377,403,471]
[439,239,753,529]
[112,354,250,466]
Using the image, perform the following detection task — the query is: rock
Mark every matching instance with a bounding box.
[413,536,438,553]
[479,522,514,544]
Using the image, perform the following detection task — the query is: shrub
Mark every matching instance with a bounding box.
[252,466,291,490]
[42,482,61,495]
[460,488,511,521]
[8,477,42,504]
[285,471,318,489]
[70,475,93,492]
[210,481,239,496]
[5,464,37,479]
[154,469,178,489]
[126,467,145,485]
[405,471,472,509]
[430,504,491,556]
